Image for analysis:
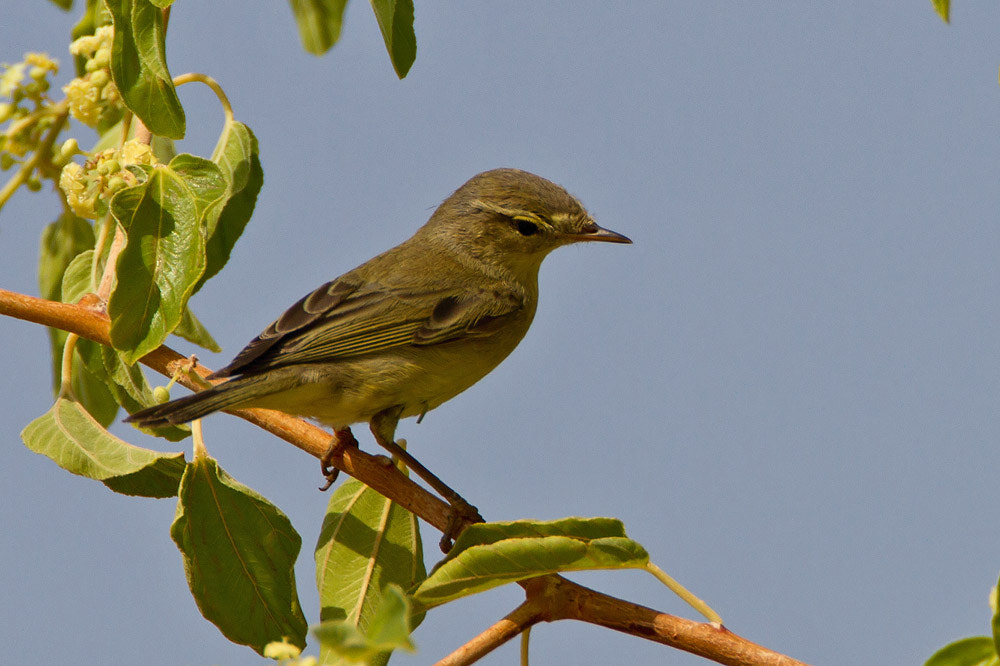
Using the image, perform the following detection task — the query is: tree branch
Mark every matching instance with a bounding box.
[434,597,544,666]
[1,286,811,666]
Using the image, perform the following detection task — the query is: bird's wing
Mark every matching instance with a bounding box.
[210,278,525,377]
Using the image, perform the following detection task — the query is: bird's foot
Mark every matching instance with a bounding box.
[439,496,484,553]
[318,427,359,491]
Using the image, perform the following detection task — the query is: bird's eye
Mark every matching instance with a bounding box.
[514,218,539,236]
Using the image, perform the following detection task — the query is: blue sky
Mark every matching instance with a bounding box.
[3,3,1000,664]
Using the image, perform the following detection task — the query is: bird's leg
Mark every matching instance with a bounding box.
[370,407,484,552]
[319,427,359,491]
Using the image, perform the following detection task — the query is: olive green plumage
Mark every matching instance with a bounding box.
[126,168,630,432]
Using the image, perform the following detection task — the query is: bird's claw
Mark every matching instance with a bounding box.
[318,427,359,491]
[439,497,484,553]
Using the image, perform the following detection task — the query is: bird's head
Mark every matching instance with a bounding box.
[424,168,631,278]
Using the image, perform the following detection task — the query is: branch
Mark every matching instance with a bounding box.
[549,577,807,666]
[434,597,544,666]
[435,576,808,666]
[1,287,811,666]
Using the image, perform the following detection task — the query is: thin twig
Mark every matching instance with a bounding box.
[434,598,544,666]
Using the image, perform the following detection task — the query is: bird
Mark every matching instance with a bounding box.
[126,168,631,547]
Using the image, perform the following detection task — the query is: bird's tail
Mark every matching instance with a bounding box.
[125,373,285,428]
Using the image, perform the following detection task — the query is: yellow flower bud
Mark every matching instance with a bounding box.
[0,62,26,97]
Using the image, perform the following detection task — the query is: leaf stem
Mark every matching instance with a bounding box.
[58,332,79,398]
[173,73,233,127]
[118,111,133,150]
[645,562,722,625]
[191,417,207,460]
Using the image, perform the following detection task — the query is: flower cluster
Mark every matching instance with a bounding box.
[63,26,120,128]
[59,139,157,219]
[0,52,62,179]
[0,52,58,106]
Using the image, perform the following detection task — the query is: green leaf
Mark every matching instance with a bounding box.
[107,156,226,363]
[60,249,96,305]
[67,335,118,426]
[171,456,307,654]
[925,637,998,666]
[71,352,120,426]
[315,474,425,665]
[20,397,185,497]
[313,585,417,664]
[38,213,94,303]
[38,214,95,386]
[363,585,416,653]
[931,0,950,24]
[414,518,649,608]
[369,0,416,78]
[289,0,349,55]
[195,121,263,293]
[54,251,122,425]
[148,0,174,7]
[172,305,221,352]
[168,154,229,218]
[48,0,74,11]
[102,456,185,497]
[99,344,191,441]
[106,0,185,138]
[443,516,631,562]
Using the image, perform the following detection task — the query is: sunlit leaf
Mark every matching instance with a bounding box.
[21,397,184,497]
[315,474,425,665]
[106,0,185,138]
[313,585,416,664]
[171,456,307,654]
[195,121,263,293]
[107,157,225,363]
[414,518,648,608]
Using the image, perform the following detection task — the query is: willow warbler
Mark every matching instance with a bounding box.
[126,168,630,544]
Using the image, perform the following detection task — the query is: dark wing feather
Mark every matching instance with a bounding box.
[210,278,525,378]
[209,279,358,378]
[413,290,524,344]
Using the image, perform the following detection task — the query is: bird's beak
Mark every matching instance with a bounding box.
[567,224,632,244]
